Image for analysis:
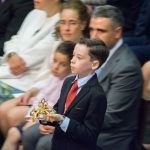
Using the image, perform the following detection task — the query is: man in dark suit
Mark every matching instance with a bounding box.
[130,0,150,66]
[0,0,33,56]
[106,0,142,36]
[89,5,143,150]
[43,38,109,150]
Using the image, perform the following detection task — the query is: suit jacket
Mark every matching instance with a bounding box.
[51,74,107,150]
[107,0,142,35]
[97,43,143,150]
[134,0,150,41]
[0,0,33,56]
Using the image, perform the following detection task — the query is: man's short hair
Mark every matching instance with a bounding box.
[92,5,124,28]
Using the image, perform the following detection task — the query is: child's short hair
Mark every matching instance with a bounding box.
[56,41,76,61]
[78,38,109,66]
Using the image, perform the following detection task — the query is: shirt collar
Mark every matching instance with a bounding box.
[96,38,123,76]
[74,73,95,88]
[107,38,123,61]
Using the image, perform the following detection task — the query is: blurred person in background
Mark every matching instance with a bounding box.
[0,0,62,102]
[0,0,33,56]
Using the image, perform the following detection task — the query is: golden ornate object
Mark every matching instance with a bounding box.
[30,98,56,122]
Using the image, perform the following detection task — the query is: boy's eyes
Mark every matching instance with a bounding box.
[77,56,82,59]
[74,55,83,60]
[72,54,84,60]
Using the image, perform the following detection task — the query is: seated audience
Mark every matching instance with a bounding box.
[0,0,89,145]
[0,0,33,56]
[20,1,90,150]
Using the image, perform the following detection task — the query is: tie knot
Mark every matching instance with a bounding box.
[71,80,78,91]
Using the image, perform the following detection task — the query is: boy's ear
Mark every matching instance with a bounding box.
[91,60,100,70]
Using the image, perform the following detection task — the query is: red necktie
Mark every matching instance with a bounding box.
[65,80,78,112]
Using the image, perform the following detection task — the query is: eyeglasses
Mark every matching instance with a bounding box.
[59,20,80,26]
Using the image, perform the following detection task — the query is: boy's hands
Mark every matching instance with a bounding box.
[47,114,64,122]
[39,114,64,135]
[39,124,55,135]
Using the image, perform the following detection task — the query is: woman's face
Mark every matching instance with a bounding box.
[60,9,86,41]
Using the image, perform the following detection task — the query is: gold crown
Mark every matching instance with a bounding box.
[30,98,56,122]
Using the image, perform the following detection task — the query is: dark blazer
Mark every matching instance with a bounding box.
[134,0,150,40]
[0,0,33,56]
[107,0,142,35]
[97,43,143,150]
[51,74,107,150]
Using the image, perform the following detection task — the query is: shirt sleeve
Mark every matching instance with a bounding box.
[60,117,70,132]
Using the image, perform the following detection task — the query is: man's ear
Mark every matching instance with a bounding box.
[115,26,122,39]
[91,60,100,70]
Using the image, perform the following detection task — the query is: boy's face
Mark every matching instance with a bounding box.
[51,52,71,79]
[71,44,96,78]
